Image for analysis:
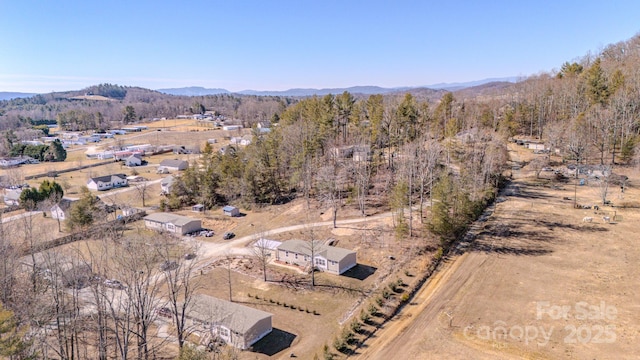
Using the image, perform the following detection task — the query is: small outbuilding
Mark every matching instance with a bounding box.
[222,205,240,217]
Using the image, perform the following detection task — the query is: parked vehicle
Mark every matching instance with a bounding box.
[104,279,125,290]
[223,232,235,240]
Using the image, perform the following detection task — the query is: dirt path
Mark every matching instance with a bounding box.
[194,211,397,265]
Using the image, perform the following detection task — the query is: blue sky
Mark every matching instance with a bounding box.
[1,1,639,93]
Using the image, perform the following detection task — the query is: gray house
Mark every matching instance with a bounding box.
[276,240,357,275]
[124,154,142,167]
[143,213,202,235]
[186,294,273,350]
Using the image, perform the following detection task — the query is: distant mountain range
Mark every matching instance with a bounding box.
[0,92,38,100]
[1,77,518,100]
[156,77,518,97]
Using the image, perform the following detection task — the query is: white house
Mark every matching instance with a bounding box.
[87,174,128,191]
[276,240,357,275]
[239,135,253,146]
[222,124,242,131]
[186,294,273,350]
[3,189,23,206]
[159,159,188,171]
[160,175,175,194]
[122,207,143,217]
[143,212,202,235]
[50,198,80,220]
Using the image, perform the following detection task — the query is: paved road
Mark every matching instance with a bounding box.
[1,211,42,224]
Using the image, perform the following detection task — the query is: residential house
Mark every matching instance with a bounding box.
[159,159,188,172]
[239,135,253,146]
[222,205,240,217]
[160,175,175,194]
[186,294,273,350]
[276,240,357,275]
[122,207,143,217]
[124,154,142,167]
[86,174,128,191]
[143,212,202,235]
[0,156,36,167]
[3,188,23,206]
[330,145,355,159]
[222,124,242,131]
[352,145,372,162]
[50,198,80,220]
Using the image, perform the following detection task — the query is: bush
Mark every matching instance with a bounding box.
[323,343,334,360]
[368,304,377,315]
[434,247,444,261]
[401,293,410,303]
[350,320,362,333]
[360,310,370,323]
[382,289,391,299]
[376,297,384,307]
[333,337,347,353]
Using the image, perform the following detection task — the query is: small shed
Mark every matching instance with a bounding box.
[223,205,240,217]
[192,204,205,212]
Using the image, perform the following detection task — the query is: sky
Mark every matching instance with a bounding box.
[1,0,640,93]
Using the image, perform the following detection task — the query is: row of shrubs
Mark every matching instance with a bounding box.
[329,278,409,355]
[247,293,319,315]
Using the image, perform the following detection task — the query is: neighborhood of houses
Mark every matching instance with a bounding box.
[0,118,370,354]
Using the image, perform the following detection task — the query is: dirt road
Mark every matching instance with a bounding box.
[194,211,398,265]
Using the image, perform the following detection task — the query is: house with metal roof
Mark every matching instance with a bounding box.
[186,294,272,350]
[159,159,188,171]
[276,240,357,275]
[143,212,202,235]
